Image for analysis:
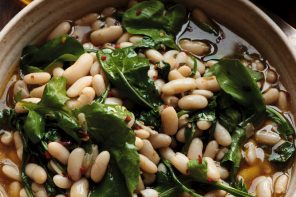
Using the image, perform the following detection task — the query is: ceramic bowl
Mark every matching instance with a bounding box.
[0,0,296,195]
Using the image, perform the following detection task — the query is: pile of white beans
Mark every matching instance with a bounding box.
[0,3,292,197]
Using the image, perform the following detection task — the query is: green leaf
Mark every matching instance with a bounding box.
[0,109,16,130]
[98,47,162,109]
[78,102,139,196]
[269,141,295,162]
[156,61,171,81]
[187,158,208,182]
[162,160,203,197]
[221,127,246,181]
[266,106,294,136]
[24,110,45,144]
[39,77,69,108]
[20,35,84,74]
[247,68,263,82]
[187,157,253,197]
[122,0,187,48]
[137,109,161,129]
[210,60,265,121]
[90,162,131,197]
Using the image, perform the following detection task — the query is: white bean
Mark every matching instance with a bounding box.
[119,41,133,48]
[90,62,101,76]
[168,70,185,81]
[142,172,156,185]
[135,129,150,139]
[140,189,158,197]
[171,152,189,175]
[191,89,213,98]
[1,131,13,145]
[266,70,277,84]
[20,188,28,197]
[53,67,64,77]
[204,140,219,159]
[75,13,99,25]
[67,87,95,109]
[205,157,220,181]
[145,49,163,63]
[159,147,175,161]
[161,95,179,107]
[178,114,189,128]
[263,88,279,105]
[105,97,123,105]
[177,65,192,77]
[274,174,288,195]
[92,74,106,96]
[176,52,188,66]
[2,165,20,181]
[136,137,144,150]
[244,141,257,165]
[53,175,72,189]
[15,98,41,113]
[161,106,178,136]
[256,178,272,197]
[187,138,203,160]
[91,26,123,46]
[67,76,93,97]
[30,85,46,98]
[140,154,158,174]
[24,72,51,85]
[70,178,89,197]
[162,78,197,95]
[67,148,85,181]
[25,163,47,184]
[255,130,281,145]
[155,79,165,94]
[204,190,227,197]
[196,120,212,130]
[214,122,232,146]
[32,183,47,197]
[14,132,23,160]
[117,32,131,43]
[149,134,171,149]
[163,50,179,65]
[218,165,229,180]
[48,21,71,40]
[196,76,220,92]
[215,148,228,161]
[63,53,93,84]
[8,181,21,197]
[129,35,143,44]
[140,140,160,164]
[48,142,70,165]
[13,80,29,99]
[277,91,288,111]
[178,95,208,110]
[90,151,110,183]
[179,39,210,56]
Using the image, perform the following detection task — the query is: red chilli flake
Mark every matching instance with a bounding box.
[134,124,142,130]
[101,55,107,61]
[198,155,202,164]
[152,75,158,80]
[44,151,51,160]
[207,178,213,182]
[115,44,120,49]
[59,140,72,146]
[80,167,87,175]
[125,115,132,122]
[136,9,142,16]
